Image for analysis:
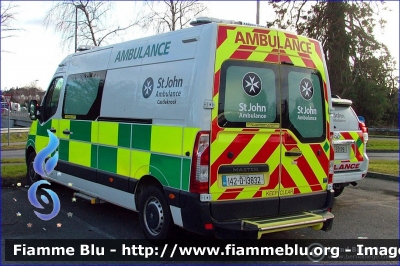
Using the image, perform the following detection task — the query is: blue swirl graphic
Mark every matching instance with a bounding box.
[33,129,59,177]
[28,180,61,221]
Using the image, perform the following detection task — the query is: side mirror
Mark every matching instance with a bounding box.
[28,100,38,120]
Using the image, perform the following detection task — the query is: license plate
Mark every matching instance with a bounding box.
[222,174,264,187]
[334,144,348,154]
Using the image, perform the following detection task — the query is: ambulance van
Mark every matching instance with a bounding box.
[26,17,335,240]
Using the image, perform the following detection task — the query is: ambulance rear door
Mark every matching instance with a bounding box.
[208,26,331,221]
[209,26,281,220]
[277,31,330,214]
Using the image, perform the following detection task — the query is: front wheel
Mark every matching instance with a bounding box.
[138,186,173,240]
[26,153,41,185]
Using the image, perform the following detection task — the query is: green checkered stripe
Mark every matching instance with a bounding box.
[28,119,200,191]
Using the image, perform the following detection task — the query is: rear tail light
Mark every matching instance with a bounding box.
[359,121,368,143]
[190,131,210,194]
[328,132,334,185]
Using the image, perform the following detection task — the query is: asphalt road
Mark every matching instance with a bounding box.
[2,177,398,265]
[1,137,398,264]
[367,152,399,161]
[1,149,24,159]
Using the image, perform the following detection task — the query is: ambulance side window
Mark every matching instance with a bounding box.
[62,71,106,120]
[42,77,63,122]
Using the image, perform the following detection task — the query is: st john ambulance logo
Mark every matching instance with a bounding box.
[142,77,154,98]
[242,72,262,97]
[299,78,314,100]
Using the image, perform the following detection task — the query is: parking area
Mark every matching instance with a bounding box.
[2,176,398,241]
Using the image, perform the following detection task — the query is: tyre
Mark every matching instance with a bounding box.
[138,186,173,240]
[333,186,344,197]
[26,153,41,185]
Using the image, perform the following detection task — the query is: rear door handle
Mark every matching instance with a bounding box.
[50,127,56,133]
[285,151,302,157]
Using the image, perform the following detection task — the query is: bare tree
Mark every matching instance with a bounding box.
[1,1,21,52]
[141,0,207,33]
[43,1,140,51]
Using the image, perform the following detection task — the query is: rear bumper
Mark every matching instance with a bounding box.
[333,154,369,184]
[333,171,366,184]
[178,190,334,239]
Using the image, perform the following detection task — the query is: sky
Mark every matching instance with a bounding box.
[1,1,399,91]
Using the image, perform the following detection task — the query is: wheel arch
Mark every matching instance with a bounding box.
[25,146,36,165]
[134,175,164,209]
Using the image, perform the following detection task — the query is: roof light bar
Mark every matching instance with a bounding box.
[77,45,97,52]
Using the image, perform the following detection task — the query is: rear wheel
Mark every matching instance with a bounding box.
[26,153,41,185]
[333,186,345,197]
[138,186,173,240]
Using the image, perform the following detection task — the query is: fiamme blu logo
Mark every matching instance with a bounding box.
[27,129,61,221]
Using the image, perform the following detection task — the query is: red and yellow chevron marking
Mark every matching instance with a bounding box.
[277,32,326,81]
[280,131,329,195]
[336,132,365,163]
[210,25,331,202]
[210,130,281,201]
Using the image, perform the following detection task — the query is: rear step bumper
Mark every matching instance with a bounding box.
[213,211,334,239]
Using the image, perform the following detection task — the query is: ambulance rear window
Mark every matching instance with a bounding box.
[218,61,279,128]
[284,66,325,140]
[218,60,326,142]
[332,105,359,131]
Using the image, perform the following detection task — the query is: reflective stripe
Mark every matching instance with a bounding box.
[59,119,71,140]
[131,150,151,179]
[70,120,91,142]
[182,127,200,156]
[233,133,268,164]
[336,131,364,163]
[132,124,151,151]
[35,135,49,153]
[28,118,198,192]
[91,121,98,143]
[151,125,183,156]
[69,141,91,167]
[118,123,131,148]
[29,120,38,135]
[98,122,118,146]
[117,148,130,176]
[98,145,117,173]
[36,120,53,137]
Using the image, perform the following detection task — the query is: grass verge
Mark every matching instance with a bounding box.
[1,158,25,164]
[369,159,398,176]
[1,164,26,180]
[367,139,399,151]
[1,132,28,143]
